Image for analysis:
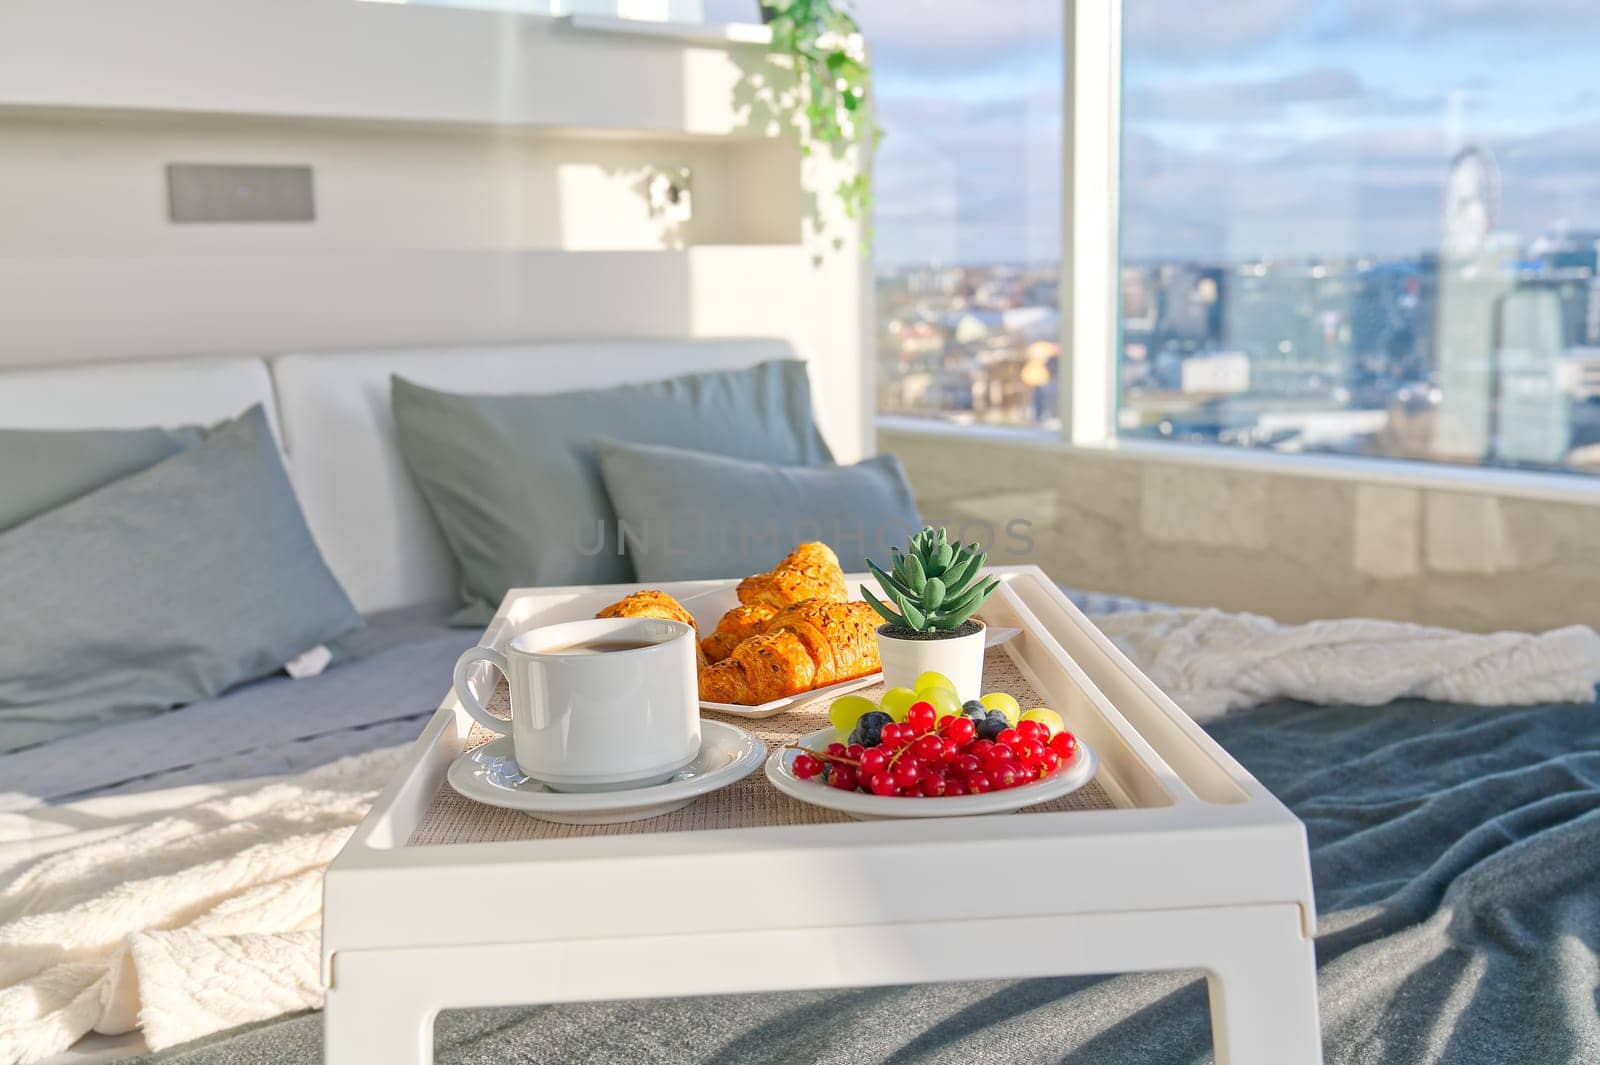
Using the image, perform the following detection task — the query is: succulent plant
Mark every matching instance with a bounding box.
[864,526,999,633]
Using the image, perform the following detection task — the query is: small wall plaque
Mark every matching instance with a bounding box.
[167,163,315,223]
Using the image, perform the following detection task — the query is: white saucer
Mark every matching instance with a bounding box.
[765,724,1098,819]
[448,720,764,825]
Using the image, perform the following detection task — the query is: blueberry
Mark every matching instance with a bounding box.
[962,700,987,719]
[847,727,862,747]
[856,710,892,746]
[975,716,1007,742]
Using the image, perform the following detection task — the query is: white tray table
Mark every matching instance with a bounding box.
[322,566,1322,1064]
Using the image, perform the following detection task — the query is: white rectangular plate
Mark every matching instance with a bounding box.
[697,620,1022,719]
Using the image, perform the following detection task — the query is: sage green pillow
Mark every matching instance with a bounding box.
[596,439,922,581]
[0,426,202,532]
[0,406,364,753]
[391,360,831,623]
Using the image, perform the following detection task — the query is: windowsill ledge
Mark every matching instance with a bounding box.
[876,415,1600,508]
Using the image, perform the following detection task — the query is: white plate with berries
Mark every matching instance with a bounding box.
[763,679,1098,819]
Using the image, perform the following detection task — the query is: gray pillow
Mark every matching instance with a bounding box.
[595,438,922,581]
[392,359,832,623]
[0,425,202,532]
[0,405,364,754]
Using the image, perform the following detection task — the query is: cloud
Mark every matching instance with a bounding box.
[1126,67,1444,126]
[855,0,1060,70]
[1116,117,1600,263]
[873,88,1061,266]
[1344,0,1600,36]
[1124,0,1315,59]
[1127,67,1361,122]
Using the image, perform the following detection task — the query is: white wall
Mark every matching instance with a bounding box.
[0,1,870,458]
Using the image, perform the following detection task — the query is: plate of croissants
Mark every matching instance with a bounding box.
[592,542,924,717]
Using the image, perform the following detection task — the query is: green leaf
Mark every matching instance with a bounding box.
[867,558,915,601]
[861,586,901,626]
[934,541,953,572]
[937,575,998,624]
[905,553,927,593]
[886,585,926,631]
[941,547,986,593]
[923,576,945,611]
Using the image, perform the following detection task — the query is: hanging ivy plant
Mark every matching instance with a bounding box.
[759,0,882,240]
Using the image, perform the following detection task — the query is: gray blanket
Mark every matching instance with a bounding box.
[132,695,1600,1064]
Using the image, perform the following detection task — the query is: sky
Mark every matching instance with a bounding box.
[854,0,1600,268]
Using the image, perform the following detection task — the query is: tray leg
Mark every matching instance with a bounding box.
[1205,915,1322,1065]
[325,977,436,1065]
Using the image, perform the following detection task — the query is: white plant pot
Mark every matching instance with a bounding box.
[875,621,986,703]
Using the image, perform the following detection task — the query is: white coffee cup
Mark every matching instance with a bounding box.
[452,616,700,792]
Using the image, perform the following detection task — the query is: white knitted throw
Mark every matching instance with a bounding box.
[0,747,406,1064]
[1094,609,1600,720]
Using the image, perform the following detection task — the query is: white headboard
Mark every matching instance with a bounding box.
[0,338,809,615]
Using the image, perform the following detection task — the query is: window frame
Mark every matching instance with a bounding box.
[1020,0,1600,504]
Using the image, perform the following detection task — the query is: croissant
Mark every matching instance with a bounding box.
[735,542,847,611]
[704,542,847,662]
[701,602,778,663]
[699,599,882,705]
[595,590,705,664]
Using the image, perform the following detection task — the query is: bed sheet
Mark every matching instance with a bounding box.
[0,606,476,809]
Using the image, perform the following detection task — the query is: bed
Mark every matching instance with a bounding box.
[3,344,1597,1065]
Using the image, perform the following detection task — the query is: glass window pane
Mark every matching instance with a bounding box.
[865,1,1063,430]
[1120,0,1600,474]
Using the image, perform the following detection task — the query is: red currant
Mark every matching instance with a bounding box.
[919,775,948,797]
[829,766,858,790]
[859,747,889,776]
[941,716,976,746]
[826,742,847,758]
[892,758,921,789]
[993,764,1020,789]
[1039,749,1063,775]
[945,778,968,796]
[1050,731,1079,760]
[868,772,899,796]
[970,739,995,759]
[954,754,982,777]
[906,702,937,733]
[968,772,994,793]
[846,743,865,761]
[913,734,944,761]
[997,728,1022,749]
[1015,719,1046,742]
[793,754,822,779]
[1015,740,1043,767]
[883,722,907,746]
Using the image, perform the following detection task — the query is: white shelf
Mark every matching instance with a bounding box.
[562,13,772,45]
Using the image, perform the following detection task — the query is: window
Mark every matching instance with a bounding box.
[866,1,1064,430]
[1118,0,1600,475]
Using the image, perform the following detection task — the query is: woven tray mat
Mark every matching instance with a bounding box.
[408,646,1115,846]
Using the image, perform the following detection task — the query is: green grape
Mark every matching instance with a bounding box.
[925,686,963,722]
[980,691,1021,725]
[879,686,919,722]
[1020,707,1065,736]
[913,670,957,696]
[829,694,879,735]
